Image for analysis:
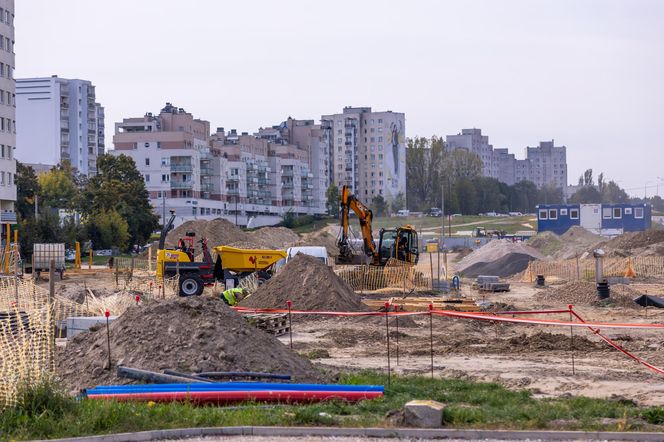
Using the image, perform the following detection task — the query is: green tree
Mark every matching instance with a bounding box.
[508,180,539,213]
[405,136,444,211]
[601,180,629,204]
[538,184,564,205]
[37,166,77,209]
[325,184,340,218]
[86,210,130,249]
[81,154,158,248]
[15,162,40,220]
[19,208,64,257]
[390,192,406,214]
[569,186,602,204]
[371,195,388,217]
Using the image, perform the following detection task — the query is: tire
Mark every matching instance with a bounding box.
[255,271,271,285]
[179,274,204,297]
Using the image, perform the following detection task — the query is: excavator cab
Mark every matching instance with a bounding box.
[377,226,419,266]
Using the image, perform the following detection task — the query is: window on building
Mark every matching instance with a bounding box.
[378,154,383,160]
[161,174,169,182]
[613,207,622,219]
[602,207,612,219]
[1,145,4,158]
[145,158,150,166]
[378,118,383,123]
[625,207,632,215]
[570,208,579,219]
[0,171,4,185]
[548,209,557,220]
[370,137,375,142]
[634,207,644,219]
[539,209,548,220]
[145,174,150,182]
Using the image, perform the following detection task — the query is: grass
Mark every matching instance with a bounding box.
[2,372,663,440]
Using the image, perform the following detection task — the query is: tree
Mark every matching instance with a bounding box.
[569,186,602,204]
[538,184,564,205]
[508,180,539,213]
[15,162,40,220]
[81,154,158,248]
[86,210,130,249]
[325,184,340,218]
[390,192,406,214]
[581,169,594,186]
[405,136,444,211]
[601,180,629,204]
[37,162,78,209]
[372,195,388,217]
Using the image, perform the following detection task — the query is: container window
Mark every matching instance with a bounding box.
[560,208,568,216]
[624,207,632,215]
[539,209,548,220]
[613,208,622,219]
[570,209,579,219]
[603,207,612,219]
[634,207,644,219]
[548,209,557,220]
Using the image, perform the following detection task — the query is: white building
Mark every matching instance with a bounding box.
[321,107,406,203]
[16,76,104,176]
[0,0,15,224]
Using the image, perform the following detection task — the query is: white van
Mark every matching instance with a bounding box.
[274,246,329,273]
[396,209,410,217]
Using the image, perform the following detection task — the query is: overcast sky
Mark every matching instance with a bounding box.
[16,0,664,196]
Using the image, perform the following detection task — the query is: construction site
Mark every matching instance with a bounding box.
[2,181,664,436]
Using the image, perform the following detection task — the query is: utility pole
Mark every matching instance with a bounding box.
[440,182,445,248]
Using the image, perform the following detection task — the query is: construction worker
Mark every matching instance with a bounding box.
[220,287,247,306]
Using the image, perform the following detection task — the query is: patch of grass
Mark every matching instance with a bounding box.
[1,372,662,440]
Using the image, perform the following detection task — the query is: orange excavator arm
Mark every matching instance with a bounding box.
[338,185,378,264]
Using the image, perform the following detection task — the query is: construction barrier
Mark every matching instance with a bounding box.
[334,258,433,292]
[523,256,664,282]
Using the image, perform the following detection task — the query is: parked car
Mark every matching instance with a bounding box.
[95,249,113,256]
[65,249,76,261]
[429,208,442,217]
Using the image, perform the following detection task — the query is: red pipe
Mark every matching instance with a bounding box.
[87,390,383,405]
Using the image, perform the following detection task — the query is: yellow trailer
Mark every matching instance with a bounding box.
[212,246,287,273]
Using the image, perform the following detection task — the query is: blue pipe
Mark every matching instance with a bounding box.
[86,383,384,395]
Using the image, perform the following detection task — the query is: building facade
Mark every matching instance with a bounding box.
[446,128,568,190]
[111,104,326,227]
[16,76,104,175]
[0,0,15,224]
[321,107,406,203]
[537,203,651,235]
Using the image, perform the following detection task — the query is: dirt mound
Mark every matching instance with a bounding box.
[526,231,564,257]
[527,226,602,260]
[56,296,321,391]
[601,229,664,252]
[250,227,300,249]
[297,228,340,259]
[536,281,642,308]
[166,218,249,249]
[457,239,545,275]
[240,254,366,311]
[505,332,607,353]
[461,253,537,278]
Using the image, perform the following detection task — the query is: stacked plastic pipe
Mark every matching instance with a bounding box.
[84,382,384,405]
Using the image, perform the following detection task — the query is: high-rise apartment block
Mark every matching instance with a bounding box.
[0,0,15,224]
[446,128,568,189]
[111,104,327,227]
[321,107,406,202]
[16,76,105,175]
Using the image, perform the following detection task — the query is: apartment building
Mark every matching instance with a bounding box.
[321,107,406,203]
[16,76,104,175]
[446,128,568,190]
[111,104,326,227]
[0,0,15,224]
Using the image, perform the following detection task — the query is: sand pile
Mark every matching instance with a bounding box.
[166,218,249,249]
[536,281,642,308]
[526,231,564,257]
[251,227,300,249]
[457,240,545,277]
[56,296,321,391]
[240,254,366,311]
[527,226,602,260]
[296,229,340,259]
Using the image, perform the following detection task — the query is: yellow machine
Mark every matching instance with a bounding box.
[212,245,287,278]
[337,185,419,266]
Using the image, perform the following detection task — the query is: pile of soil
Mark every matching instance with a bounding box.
[166,218,249,249]
[251,227,300,249]
[457,240,545,275]
[56,296,321,391]
[505,332,607,353]
[536,281,641,308]
[600,229,664,252]
[461,252,537,278]
[526,231,564,257]
[240,254,366,311]
[297,227,340,259]
[527,226,602,260]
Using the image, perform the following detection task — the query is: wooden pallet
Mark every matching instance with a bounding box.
[362,297,480,312]
[242,313,290,336]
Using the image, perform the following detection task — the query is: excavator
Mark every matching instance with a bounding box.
[337,185,419,266]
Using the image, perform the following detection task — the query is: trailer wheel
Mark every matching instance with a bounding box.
[256,271,271,285]
[179,274,204,297]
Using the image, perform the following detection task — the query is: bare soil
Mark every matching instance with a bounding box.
[56,296,323,392]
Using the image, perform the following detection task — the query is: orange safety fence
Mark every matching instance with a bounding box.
[522,256,664,282]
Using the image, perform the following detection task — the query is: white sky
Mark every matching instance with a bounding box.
[15,0,664,196]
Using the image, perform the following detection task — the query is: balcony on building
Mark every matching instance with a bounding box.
[171,180,194,189]
[200,164,213,176]
[227,187,240,196]
[227,173,240,182]
[281,168,294,177]
[281,180,294,189]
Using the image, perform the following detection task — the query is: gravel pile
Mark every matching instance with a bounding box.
[536,281,641,308]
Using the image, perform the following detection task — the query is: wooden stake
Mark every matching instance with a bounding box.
[287,300,293,350]
[568,304,575,375]
[384,302,391,385]
[429,303,434,379]
[394,304,400,366]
